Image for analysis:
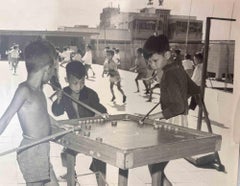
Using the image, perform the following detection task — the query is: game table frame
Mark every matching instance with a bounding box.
[52,114,222,186]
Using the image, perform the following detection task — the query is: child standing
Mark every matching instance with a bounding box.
[82,45,95,79]
[189,52,203,110]
[0,39,59,186]
[105,49,126,103]
[51,61,107,185]
[142,34,199,186]
[182,53,194,77]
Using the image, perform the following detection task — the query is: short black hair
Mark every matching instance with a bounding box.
[106,49,114,56]
[66,61,86,79]
[194,52,203,61]
[143,34,170,60]
[24,39,56,73]
[174,49,181,55]
[185,53,191,60]
[137,48,143,54]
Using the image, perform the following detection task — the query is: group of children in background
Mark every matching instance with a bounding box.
[0,34,203,185]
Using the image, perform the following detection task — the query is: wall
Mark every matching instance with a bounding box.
[205,88,233,127]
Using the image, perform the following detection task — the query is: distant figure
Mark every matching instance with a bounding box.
[130,48,148,93]
[0,39,59,185]
[5,46,13,70]
[102,46,110,77]
[182,53,194,77]
[60,46,73,66]
[10,44,21,75]
[72,49,82,62]
[105,49,126,103]
[82,45,95,78]
[113,48,121,67]
[189,52,203,110]
[172,48,183,67]
[191,52,203,86]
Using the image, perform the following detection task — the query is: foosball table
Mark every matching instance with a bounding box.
[52,114,222,186]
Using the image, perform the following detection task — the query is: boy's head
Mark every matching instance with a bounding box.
[66,61,86,93]
[106,49,114,60]
[115,48,119,53]
[184,53,191,60]
[143,34,171,70]
[24,39,57,74]
[194,52,203,64]
[86,44,92,51]
[136,48,143,55]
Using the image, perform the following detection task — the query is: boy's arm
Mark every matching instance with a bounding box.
[162,76,186,119]
[89,91,108,114]
[149,74,186,120]
[149,112,164,120]
[0,85,28,134]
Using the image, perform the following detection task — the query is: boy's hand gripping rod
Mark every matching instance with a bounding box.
[47,82,108,119]
[138,102,160,124]
[0,126,81,157]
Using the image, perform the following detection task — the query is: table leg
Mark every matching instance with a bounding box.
[118,168,129,186]
[66,151,76,186]
[95,159,106,186]
[148,161,172,186]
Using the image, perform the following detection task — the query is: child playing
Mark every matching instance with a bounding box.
[189,52,204,110]
[10,44,21,75]
[102,47,110,77]
[105,49,126,103]
[51,61,107,185]
[0,39,59,186]
[142,34,199,186]
[82,45,95,79]
[130,48,148,93]
[182,53,194,77]
[72,49,82,62]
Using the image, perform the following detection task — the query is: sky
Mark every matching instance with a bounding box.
[0,0,237,40]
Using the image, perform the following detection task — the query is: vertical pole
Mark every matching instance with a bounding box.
[185,0,193,53]
[197,17,211,130]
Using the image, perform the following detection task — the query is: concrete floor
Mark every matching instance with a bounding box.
[0,62,239,186]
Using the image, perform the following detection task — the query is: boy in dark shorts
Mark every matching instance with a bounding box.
[143,34,199,186]
[105,49,126,103]
[130,48,149,93]
[0,39,59,186]
[51,61,108,185]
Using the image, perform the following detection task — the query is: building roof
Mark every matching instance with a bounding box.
[91,28,131,41]
[0,29,99,37]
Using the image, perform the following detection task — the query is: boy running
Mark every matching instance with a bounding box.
[105,49,126,103]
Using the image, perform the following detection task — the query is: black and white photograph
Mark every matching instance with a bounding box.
[0,0,239,185]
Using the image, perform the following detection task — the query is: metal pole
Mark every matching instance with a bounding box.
[197,17,211,130]
[0,126,80,156]
[197,17,236,130]
[185,0,193,53]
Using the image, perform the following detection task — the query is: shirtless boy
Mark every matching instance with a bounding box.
[0,39,59,186]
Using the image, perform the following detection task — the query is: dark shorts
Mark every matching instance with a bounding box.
[136,72,147,80]
[17,138,50,183]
